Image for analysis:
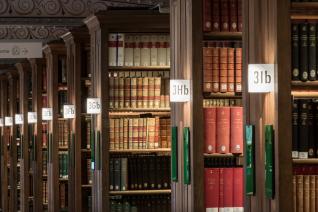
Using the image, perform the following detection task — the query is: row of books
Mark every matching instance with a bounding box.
[292,99,318,158]
[110,195,171,212]
[292,22,318,82]
[203,0,242,32]
[58,120,69,148]
[59,182,68,209]
[81,118,91,150]
[205,168,243,211]
[59,152,69,179]
[109,156,171,191]
[204,107,243,154]
[109,72,170,109]
[110,117,171,150]
[108,34,170,67]
[204,157,240,167]
[203,42,242,93]
[203,99,243,107]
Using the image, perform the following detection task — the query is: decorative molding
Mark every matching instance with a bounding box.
[0,0,169,17]
[0,25,70,41]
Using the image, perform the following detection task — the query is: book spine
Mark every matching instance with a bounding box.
[265,125,274,199]
[151,35,159,66]
[292,23,300,80]
[212,47,220,92]
[114,76,119,109]
[124,78,131,108]
[114,158,121,191]
[204,168,220,212]
[119,118,124,149]
[118,77,125,109]
[204,107,217,154]
[304,175,310,212]
[212,0,220,32]
[224,168,234,212]
[300,23,309,82]
[130,77,137,108]
[220,0,229,32]
[140,35,151,66]
[292,99,299,158]
[124,35,134,66]
[109,74,114,109]
[299,100,309,158]
[110,119,115,150]
[229,0,238,32]
[148,77,155,108]
[203,44,213,92]
[128,119,133,149]
[123,118,129,150]
[133,36,141,66]
[117,34,125,66]
[293,175,297,212]
[108,34,117,66]
[158,35,167,66]
[137,77,143,108]
[230,107,243,154]
[219,168,224,211]
[233,168,244,212]
[154,77,161,108]
[138,118,143,149]
[308,22,317,81]
[142,118,147,149]
[310,175,316,212]
[235,47,242,92]
[203,0,212,32]
[237,0,242,32]
[121,158,128,191]
[307,102,315,158]
[132,118,139,149]
[142,77,149,108]
[220,47,228,92]
[114,119,120,150]
[227,48,235,92]
[216,107,231,153]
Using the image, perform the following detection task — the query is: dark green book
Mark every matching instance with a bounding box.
[114,158,121,191]
[292,99,299,158]
[121,158,128,191]
[308,22,317,80]
[109,158,114,191]
[307,101,315,157]
[299,99,309,158]
[245,125,255,195]
[292,23,300,80]
[265,125,274,199]
[300,23,309,81]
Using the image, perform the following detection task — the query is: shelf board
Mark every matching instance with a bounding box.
[293,158,318,164]
[81,184,92,188]
[58,86,68,91]
[204,153,243,158]
[59,178,68,181]
[110,189,171,195]
[203,32,242,40]
[290,3,318,19]
[204,92,242,98]
[108,66,170,70]
[81,149,91,153]
[110,148,171,154]
[43,175,48,178]
[59,146,68,151]
[292,91,318,98]
[109,111,170,117]
[291,80,318,88]
[109,108,170,113]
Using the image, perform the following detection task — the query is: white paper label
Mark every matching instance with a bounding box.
[292,151,299,159]
[299,152,308,159]
[0,118,3,127]
[170,80,191,102]
[42,108,53,121]
[63,105,75,119]
[4,117,13,126]
[248,64,275,93]
[0,42,42,58]
[87,98,101,114]
[28,112,37,124]
[15,114,24,125]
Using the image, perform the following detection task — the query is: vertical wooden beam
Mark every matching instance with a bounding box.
[170,0,204,211]
[7,71,18,212]
[16,62,31,212]
[29,58,45,212]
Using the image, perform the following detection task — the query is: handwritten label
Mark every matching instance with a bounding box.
[4,117,13,126]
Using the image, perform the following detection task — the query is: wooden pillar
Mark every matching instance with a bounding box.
[29,58,45,212]
[16,62,31,212]
[245,0,292,211]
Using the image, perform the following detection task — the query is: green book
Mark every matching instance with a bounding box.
[171,126,178,182]
[265,125,275,199]
[183,127,190,185]
[245,125,255,195]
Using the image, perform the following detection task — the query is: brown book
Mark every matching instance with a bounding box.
[132,118,139,149]
[123,118,129,149]
[238,0,243,32]
[143,77,149,108]
[310,175,316,212]
[148,77,155,108]
[154,117,160,148]
[109,119,115,150]
[130,75,137,108]
[86,118,91,149]
[109,73,114,109]
[147,118,156,149]
[113,75,119,109]
[220,0,229,32]
[128,119,133,149]
[219,47,228,92]
[118,76,125,109]
[119,118,124,149]
[297,175,304,212]
[154,77,161,108]
[124,77,131,108]
[212,47,220,92]
[87,159,92,184]
[137,77,143,108]
[160,118,167,148]
[203,0,212,32]
[235,47,242,92]
[216,107,230,154]
[212,0,220,32]
[138,118,144,149]
[114,119,120,150]
[304,175,310,212]
[293,175,297,212]
[167,118,172,148]
[204,107,217,154]
[229,0,238,32]
[164,78,170,108]
[227,48,235,92]
[203,44,213,92]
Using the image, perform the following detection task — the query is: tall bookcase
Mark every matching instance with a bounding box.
[44,42,70,212]
[84,10,171,211]
[62,26,92,212]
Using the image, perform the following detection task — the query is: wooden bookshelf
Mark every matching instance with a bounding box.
[84,10,170,211]
[204,31,242,40]
[203,92,242,98]
[109,190,171,195]
[203,153,243,158]
[110,148,171,154]
[293,158,318,164]
[109,111,170,117]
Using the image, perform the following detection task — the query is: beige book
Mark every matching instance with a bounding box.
[117,33,125,66]
[138,118,143,149]
[140,35,151,66]
[113,76,119,109]
[142,77,149,108]
[128,119,133,149]
[124,35,134,66]
[119,118,124,149]
[109,119,115,150]
[130,77,137,108]
[132,118,139,149]
[304,175,310,212]
[297,175,304,212]
[158,35,167,66]
[310,175,316,212]
[148,77,155,108]
[114,119,120,150]
[147,118,156,149]
[154,77,161,108]
[150,35,158,66]
[123,118,129,150]
[118,77,125,109]
[133,35,141,66]
[137,78,143,108]
[142,118,147,149]
[108,33,117,66]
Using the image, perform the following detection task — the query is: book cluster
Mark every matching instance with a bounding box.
[110,195,171,212]
[205,167,243,212]
[293,166,318,212]
[204,107,243,154]
[58,152,69,179]
[292,99,318,158]
[109,117,171,150]
[292,22,318,82]
[203,41,242,93]
[109,156,171,191]
[203,0,242,32]
[109,71,170,109]
[58,120,69,148]
[203,98,242,108]
[108,34,170,67]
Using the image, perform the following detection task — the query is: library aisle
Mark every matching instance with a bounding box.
[0,0,310,212]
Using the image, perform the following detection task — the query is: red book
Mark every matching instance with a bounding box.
[219,168,225,211]
[219,47,228,92]
[216,107,231,153]
[229,0,238,32]
[203,0,212,32]
[204,107,216,154]
[224,168,234,211]
[235,47,242,92]
[233,168,244,212]
[227,48,235,92]
[230,107,243,154]
[220,0,230,32]
[212,47,220,92]
[212,0,220,32]
[205,168,219,211]
[203,43,213,92]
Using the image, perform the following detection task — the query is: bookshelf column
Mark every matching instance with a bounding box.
[16,62,31,212]
[29,58,45,212]
[245,0,292,211]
